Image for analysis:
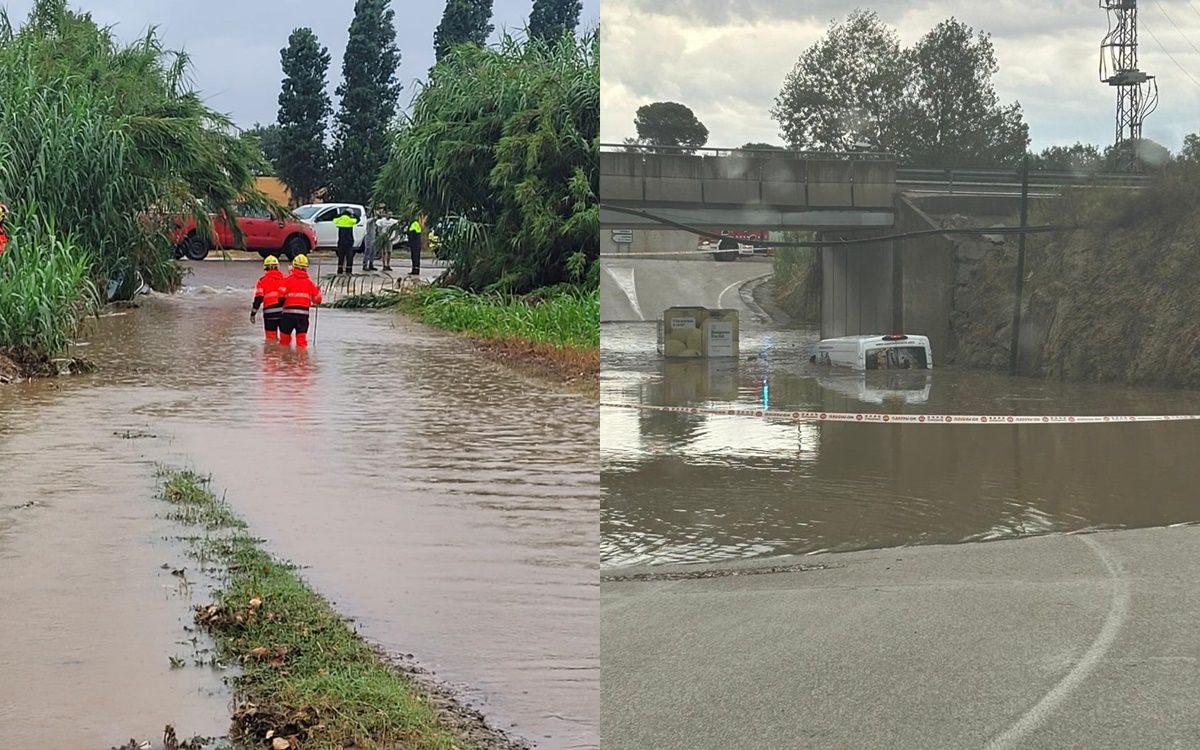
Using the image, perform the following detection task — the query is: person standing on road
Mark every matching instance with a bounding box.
[376,210,397,272]
[279,254,323,348]
[406,217,423,276]
[251,255,287,340]
[333,209,358,275]
[362,208,379,272]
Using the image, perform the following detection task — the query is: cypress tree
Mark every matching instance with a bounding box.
[528,0,581,42]
[328,0,401,203]
[433,0,494,61]
[275,28,331,205]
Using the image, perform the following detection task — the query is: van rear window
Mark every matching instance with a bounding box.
[865,346,928,370]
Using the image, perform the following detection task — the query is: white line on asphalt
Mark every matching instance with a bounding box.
[603,264,644,321]
[983,535,1130,750]
[716,272,773,311]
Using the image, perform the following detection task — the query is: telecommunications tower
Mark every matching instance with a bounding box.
[1100,0,1158,171]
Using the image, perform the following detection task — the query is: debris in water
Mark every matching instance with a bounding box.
[114,429,158,439]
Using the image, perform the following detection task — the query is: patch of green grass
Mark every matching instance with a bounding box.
[334,285,598,349]
[157,470,481,750]
[160,471,246,530]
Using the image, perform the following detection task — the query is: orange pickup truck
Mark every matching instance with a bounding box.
[169,204,316,261]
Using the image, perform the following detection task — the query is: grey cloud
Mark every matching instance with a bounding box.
[2,0,599,128]
[602,0,1199,150]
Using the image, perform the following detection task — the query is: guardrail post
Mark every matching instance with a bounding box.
[1009,155,1030,375]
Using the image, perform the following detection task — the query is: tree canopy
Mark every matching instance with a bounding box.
[528,0,582,42]
[433,0,494,62]
[772,12,1029,167]
[328,0,401,204]
[633,101,709,152]
[275,27,331,205]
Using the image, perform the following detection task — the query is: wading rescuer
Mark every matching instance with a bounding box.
[333,209,358,275]
[279,254,323,348]
[251,255,286,340]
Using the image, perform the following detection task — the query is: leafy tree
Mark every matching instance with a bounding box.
[771,10,906,153]
[528,0,581,42]
[898,19,1028,167]
[241,122,283,175]
[739,142,784,151]
[771,13,1029,167]
[377,32,598,293]
[328,0,401,203]
[433,0,494,61]
[1179,132,1200,164]
[275,28,331,205]
[1029,142,1104,172]
[634,101,708,152]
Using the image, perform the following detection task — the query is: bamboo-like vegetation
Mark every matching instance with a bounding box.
[375,31,598,295]
[0,0,268,358]
[0,209,97,360]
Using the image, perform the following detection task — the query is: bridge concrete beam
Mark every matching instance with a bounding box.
[600,205,895,231]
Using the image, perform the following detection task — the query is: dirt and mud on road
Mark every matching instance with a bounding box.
[0,259,598,750]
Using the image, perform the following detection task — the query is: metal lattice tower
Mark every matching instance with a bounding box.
[1100,0,1158,171]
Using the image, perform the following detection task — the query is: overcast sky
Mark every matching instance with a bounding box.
[601,0,1200,153]
[1,0,598,130]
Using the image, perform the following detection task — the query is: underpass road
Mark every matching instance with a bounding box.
[601,526,1200,750]
[600,258,772,323]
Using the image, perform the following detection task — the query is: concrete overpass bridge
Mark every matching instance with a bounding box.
[599,145,897,231]
[600,144,1150,357]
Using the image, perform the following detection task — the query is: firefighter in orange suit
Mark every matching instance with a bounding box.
[279,254,322,348]
[251,255,286,340]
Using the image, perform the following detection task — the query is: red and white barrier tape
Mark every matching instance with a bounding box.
[600,401,1200,425]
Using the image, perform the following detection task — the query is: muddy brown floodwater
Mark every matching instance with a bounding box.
[0,261,598,750]
[602,321,1200,569]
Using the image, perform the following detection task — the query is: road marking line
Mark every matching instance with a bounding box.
[717,272,772,310]
[603,264,644,321]
[983,535,1130,750]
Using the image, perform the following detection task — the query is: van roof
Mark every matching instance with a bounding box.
[817,334,930,343]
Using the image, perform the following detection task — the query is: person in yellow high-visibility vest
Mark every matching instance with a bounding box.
[333,209,358,275]
[406,217,423,276]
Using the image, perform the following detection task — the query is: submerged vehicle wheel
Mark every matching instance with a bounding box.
[183,234,209,261]
[283,234,309,261]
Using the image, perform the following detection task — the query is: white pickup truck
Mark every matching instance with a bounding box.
[293,203,368,249]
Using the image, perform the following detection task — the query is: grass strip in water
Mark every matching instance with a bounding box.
[331,286,598,395]
[158,469,509,750]
[331,286,598,350]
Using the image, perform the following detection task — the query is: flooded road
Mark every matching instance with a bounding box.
[602,320,1200,568]
[0,260,598,749]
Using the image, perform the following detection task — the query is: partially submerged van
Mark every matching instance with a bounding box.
[810,334,932,371]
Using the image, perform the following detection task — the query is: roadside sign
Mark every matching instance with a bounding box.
[611,229,633,244]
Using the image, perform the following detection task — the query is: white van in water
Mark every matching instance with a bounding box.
[810,334,933,371]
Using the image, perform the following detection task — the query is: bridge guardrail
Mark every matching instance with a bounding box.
[599,142,897,161]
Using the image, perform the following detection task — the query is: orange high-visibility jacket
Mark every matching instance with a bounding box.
[253,269,286,312]
[281,269,323,313]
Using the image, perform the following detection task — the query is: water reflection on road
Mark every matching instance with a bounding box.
[602,321,1200,568]
[0,262,598,750]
